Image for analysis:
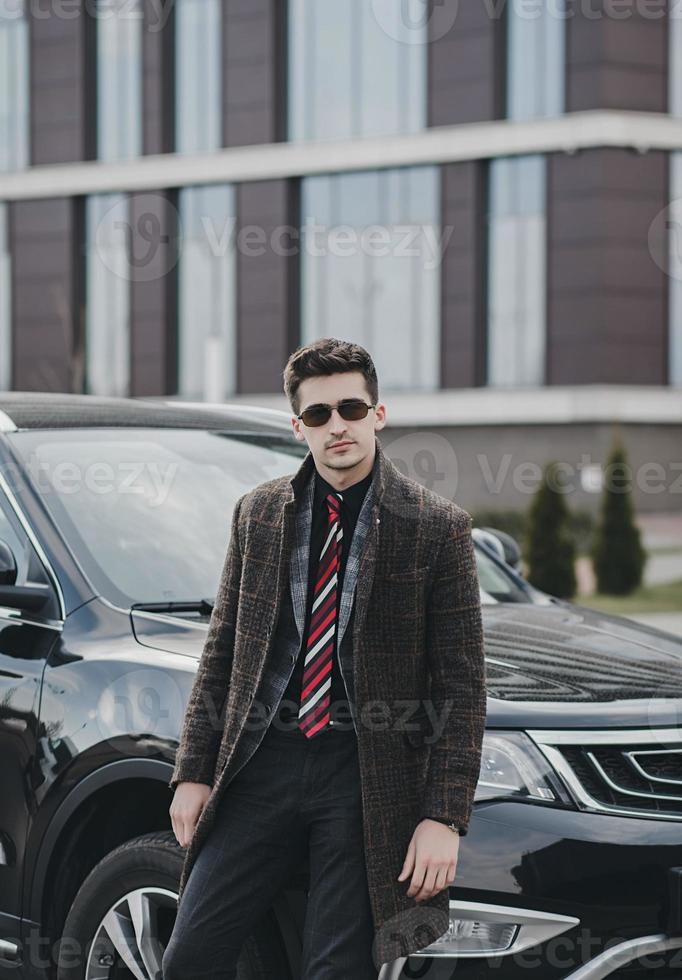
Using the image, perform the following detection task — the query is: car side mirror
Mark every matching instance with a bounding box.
[477,527,523,573]
[0,539,18,586]
[0,538,52,613]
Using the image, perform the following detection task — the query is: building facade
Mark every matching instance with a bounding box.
[0,0,681,512]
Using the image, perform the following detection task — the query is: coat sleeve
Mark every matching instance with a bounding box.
[418,510,487,835]
[168,494,245,792]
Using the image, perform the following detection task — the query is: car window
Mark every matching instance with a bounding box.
[8,428,307,608]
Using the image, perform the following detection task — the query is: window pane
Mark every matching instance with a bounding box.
[85,194,131,395]
[301,167,440,390]
[507,0,565,120]
[0,0,29,171]
[669,16,682,384]
[0,203,10,388]
[670,4,682,117]
[670,153,682,385]
[487,155,546,386]
[7,429,307,607]
[175,0,222,153]
[97,0,143,161]
[289,0,427,141]
[178,185,237,399]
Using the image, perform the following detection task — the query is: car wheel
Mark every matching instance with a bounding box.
[56,830,289,980]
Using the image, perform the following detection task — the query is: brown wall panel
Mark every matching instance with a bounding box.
[142,0,175,155]
[566,3,668,112]
[222,0,287,146]
[129,191,179,396]
[10,198,84,391]
[428,0,505,126]
[236,179,298,393]
[440,162,486,388]
[547,149,668,384]
[30,0,96,165]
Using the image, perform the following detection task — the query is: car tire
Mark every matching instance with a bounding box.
[56,830,289,980]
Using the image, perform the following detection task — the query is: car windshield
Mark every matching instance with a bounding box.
[8,428,308,608]
[7,426,533,608]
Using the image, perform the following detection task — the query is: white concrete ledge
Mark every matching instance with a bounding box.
[1,111,682,201]
[207,385,682,427]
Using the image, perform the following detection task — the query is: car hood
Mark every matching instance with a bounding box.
[481,602,682,699]
[481,601,682,727]
[132,601,682,729]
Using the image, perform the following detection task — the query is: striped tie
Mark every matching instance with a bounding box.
[298,491,343,738]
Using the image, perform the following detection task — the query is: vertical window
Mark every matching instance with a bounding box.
[175,0,222,153]
[0,203,10,388]
[670,154,682,385]
[506,0,565,120]
[487,155,546,386]
[0,0,29,171]
[670,3,682,118]
[85,194,131,396]
[301,166,440,390]
[669,13,682,385]
[97,0,143,161]
[177,185,237,399]
[289,0,427,141]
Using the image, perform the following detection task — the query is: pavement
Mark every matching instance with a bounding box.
[624,612,682,638]
[636,511,682,552]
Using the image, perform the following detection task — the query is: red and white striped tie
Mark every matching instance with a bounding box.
[298,491,343,738]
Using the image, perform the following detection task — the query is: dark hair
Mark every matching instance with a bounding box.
[283,337,379,416]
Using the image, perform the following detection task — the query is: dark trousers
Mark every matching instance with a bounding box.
[162,721,379,980]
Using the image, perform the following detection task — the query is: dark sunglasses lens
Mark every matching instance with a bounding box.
[338,402,369,421]
[301,407,331,427]
[300,401,370,426]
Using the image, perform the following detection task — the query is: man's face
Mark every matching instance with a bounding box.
[291,371,386,475]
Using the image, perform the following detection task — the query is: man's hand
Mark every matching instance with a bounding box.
[397,819,459,902]
[170,781,212,847]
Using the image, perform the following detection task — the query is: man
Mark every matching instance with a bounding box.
[163,338,487,979]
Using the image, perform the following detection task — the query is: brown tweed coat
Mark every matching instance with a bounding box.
[168,435,487,965]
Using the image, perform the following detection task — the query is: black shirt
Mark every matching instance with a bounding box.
[275,465,373,732]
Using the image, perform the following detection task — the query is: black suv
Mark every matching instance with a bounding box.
[0,392,681,980]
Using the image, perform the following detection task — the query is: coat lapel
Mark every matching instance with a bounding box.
[337,481,375,646]
[289,472,314,640]
[247,494,298,703]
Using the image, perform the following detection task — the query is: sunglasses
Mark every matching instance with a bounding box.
[296,399,376,428]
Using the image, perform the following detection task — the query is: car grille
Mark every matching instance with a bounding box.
[528,728,682,821]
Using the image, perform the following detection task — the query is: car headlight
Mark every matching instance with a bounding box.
[475,731,571,803]
[413,733,575,958]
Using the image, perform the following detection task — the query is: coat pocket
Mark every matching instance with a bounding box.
[383,565,429,582]
[382,567,429,617]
